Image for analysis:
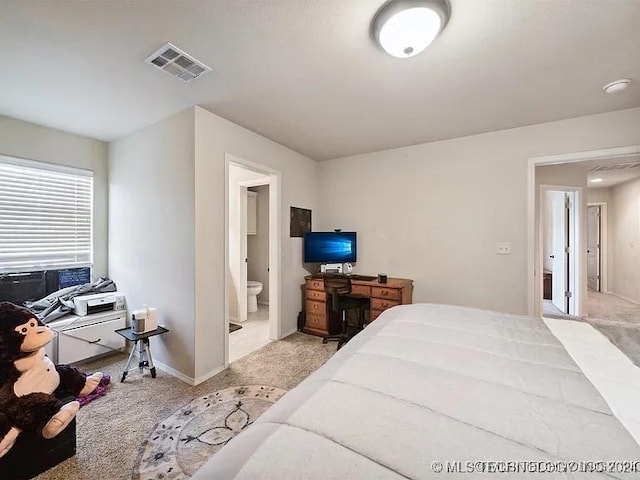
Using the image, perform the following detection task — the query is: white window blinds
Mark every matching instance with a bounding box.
[0,157,93,273]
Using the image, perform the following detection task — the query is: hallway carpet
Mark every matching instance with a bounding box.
[586,292,640,367]
[587,291,640,326]
[545,292,640,368]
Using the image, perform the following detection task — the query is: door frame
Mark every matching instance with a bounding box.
[588,201,608,293]
[224,154,282,368]
[527,145,640,316]
[239,185,248,322]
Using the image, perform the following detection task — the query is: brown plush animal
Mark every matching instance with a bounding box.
[0,302,102,458]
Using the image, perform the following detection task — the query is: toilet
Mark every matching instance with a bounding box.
[247,281,263,313]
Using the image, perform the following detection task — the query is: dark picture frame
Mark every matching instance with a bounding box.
[290,207,312,237]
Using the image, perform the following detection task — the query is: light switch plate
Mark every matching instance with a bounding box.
[496,242,512,255]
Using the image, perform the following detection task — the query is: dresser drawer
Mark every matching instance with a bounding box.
[305,300,326,315]
[306,289,327,302]
[350,284,371,297]
[371,286,401,301]
[370,309,384,321]
[306,279,324,291]
[371,297,400,311]
[305,313,327,331]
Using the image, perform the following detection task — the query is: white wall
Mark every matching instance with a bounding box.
[318,107,640,315]
[108,106,317,383]
[610,177,640,303]
[0,115,109,277]
[248,185,270,304]
[194,106,319,380]
[109,109,196,378]
[588,188,612,204]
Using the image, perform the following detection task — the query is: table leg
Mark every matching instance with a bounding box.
[138,339,147,372]
[121,340,138,382]
[143,339,156,378]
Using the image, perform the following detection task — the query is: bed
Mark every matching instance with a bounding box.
[193,303,640,479]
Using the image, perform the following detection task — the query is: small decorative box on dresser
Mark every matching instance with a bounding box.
[302,275,413,337]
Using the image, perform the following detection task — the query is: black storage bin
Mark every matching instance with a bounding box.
[0,395,77,479]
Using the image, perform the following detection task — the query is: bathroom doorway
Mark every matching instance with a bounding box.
[225,157,281,365]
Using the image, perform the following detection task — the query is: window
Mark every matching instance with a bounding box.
[0,156,93,273]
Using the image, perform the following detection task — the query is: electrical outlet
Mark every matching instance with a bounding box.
[496,242,512,255]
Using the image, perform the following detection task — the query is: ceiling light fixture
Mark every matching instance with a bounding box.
[590,178,604,183]
[372,0,450,58]
[603,79,631,94]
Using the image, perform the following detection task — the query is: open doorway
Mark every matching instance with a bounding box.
[529,146,640,370]
[529,147,640,351]
[541,187,579,317]
[225,156,281,365]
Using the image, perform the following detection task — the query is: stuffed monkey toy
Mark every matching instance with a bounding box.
[0,302,102,458]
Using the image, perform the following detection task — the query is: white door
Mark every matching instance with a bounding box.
[587,205,601,292]
[550,191,569,312]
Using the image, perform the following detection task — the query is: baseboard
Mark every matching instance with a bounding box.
[193,365,226,386]
[610,292,640,306]
[130,351,208,386]
[153,360,197,385]
[280,327,298,339]
[151,360,225,386]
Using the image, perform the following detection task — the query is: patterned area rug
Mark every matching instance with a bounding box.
[133,385,287,479]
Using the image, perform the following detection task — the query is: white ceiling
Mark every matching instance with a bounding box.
[587,157,640,189]
[1,0,639,160]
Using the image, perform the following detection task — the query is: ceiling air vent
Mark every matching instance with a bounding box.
[591,161,640,172]
[145,43,211,83]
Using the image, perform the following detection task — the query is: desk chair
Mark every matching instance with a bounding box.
[322,277,369,349]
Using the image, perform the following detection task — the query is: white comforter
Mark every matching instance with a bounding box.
[193,304,640,479]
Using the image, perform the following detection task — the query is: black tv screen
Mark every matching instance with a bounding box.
[304,232,357,263]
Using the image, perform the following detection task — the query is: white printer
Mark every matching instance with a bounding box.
[72,292,126,316]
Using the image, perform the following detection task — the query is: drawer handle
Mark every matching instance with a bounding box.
[382,290,388,296]
[88,338,102,344]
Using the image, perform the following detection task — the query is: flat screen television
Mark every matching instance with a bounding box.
[304,231,357,263]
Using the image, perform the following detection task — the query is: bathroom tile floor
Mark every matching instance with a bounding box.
[229,304,271,363]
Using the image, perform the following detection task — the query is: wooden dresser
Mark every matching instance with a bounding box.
[302,275,413,337]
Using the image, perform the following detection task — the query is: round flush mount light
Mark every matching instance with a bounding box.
[603,79,631,94]
[372,0,450,58]
[590,178,604,183]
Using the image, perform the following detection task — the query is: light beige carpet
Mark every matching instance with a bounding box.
[37,332,335,480]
